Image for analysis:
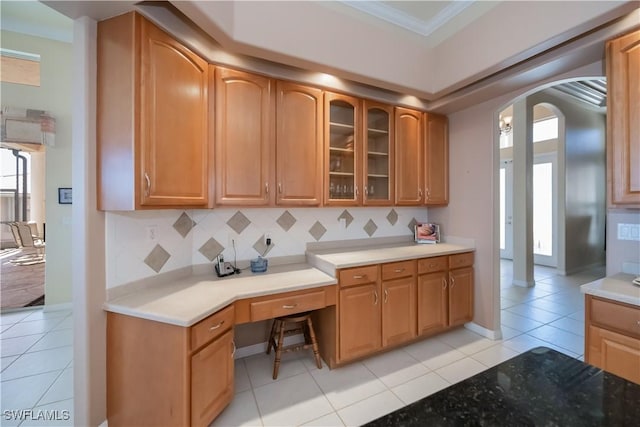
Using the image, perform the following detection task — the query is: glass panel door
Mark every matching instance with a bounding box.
[328,99,357,202]
[500,160,513,259]
[533,153,557,267]
[364,104,392,204]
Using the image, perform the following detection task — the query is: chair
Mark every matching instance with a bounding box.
[266,311,322,379]
[9,222,23,248]
[15,222,45,260]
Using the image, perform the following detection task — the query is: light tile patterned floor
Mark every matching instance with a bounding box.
[0,260,604,426]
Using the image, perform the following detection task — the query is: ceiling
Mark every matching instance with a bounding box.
[3,1,638,113]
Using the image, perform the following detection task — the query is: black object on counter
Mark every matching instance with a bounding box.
[365,347,640,427]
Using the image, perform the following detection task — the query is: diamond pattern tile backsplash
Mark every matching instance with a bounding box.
[106,207,429,288]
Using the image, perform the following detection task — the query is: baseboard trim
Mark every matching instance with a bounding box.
[235,335,305,359]
[512,279,535,288]
[99,420,108,427]
[465,322,502,340]
[43,302,73,312]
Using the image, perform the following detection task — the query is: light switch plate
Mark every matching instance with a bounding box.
[617,223,640,241]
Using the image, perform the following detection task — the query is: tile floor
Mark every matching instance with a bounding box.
[0,308,73,426]
[0,260,605,427]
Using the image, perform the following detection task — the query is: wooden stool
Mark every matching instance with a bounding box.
[266,311,322,379]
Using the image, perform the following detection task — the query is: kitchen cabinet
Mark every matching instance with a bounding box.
[424,113,449,206]
[381,261,417,347]
[214,67,275,206]
[395,107,424,205]
[585,295,640,384]
[276,81,324,205]
[107,305,235,426]
[325,92,361,205]
[607,29,640,208]
[364,102,394,205]
[338,266,381,362]
[417,253,474,336]
[97,12,209,210]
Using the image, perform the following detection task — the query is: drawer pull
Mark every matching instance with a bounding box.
[450,276,456,288]
[637,320,640,327]
[231,340,236,357]
[209,321,224,331]
[144,172,151,197]
[353,274,367,280]
[282,304,298,309]
[394,268,405,273]
[442,278,447,289]
[384,289,388,303]
[373,291,378,305]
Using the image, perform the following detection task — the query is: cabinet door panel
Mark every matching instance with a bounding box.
[339,284,381,361]
[364,102,394,205]
[417,272,448,336]
[607,30,640,207]
[382,277,416,347]
[191,329,234,427]
[276,82,323,205]
[588,325,640,384]
[424,113,449,205]
[325,92,361,205]
[215,67,274,205]
[395,107,423,205]
[449,267,473,327]
[140,20,208,207]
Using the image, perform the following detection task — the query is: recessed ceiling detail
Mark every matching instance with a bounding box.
[341,0,475,37]
[553,79,607,107]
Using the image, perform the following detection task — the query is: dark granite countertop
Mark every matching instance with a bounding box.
[366,347,640,427]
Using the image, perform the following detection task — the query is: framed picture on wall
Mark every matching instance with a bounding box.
[415,223,440,244]
[58,187,72,204]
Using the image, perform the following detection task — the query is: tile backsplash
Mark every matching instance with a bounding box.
[106,207,429,288]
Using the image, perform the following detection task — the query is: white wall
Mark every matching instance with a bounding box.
[1,30,73,305]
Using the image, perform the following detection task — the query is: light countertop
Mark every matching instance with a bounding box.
[580,273,640,307]
[104,263,336,327]
[105,241,475,327]
[307,242,474,276]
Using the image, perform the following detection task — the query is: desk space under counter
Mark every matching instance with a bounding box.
[104,263,337,427]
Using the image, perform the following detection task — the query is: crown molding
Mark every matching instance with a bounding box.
[341,0,475,38]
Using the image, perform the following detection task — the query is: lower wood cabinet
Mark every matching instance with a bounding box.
[585,295,640,384]
[339,283,381,361]
[327,252,474,366]
[107,305,235,427]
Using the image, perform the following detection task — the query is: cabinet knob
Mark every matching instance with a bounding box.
[282,304,298,309]
[209,320,224,331]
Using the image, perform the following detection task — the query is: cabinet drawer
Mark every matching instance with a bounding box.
[381,260,416,281]
[339,265,378,288]
[418,256,448,274]
[250,290,326,321]
[449,252,474,269]
[191,305,234,352]
[589,297,640,339]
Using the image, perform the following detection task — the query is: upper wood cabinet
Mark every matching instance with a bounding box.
[325,92,361,205]
[97,12,209,210]
[424,113,449,206]
[607,29,640,208]
[395,107,424,205]
[276,81,324,206]
[364,102,394,205]
[214,67,275,206]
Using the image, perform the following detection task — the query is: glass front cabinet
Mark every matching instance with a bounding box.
[324,93,393,206]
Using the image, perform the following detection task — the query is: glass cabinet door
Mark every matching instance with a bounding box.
[326,94,360,204]
[364,102,393,205]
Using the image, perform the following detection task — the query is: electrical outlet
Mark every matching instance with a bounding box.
[264,231,272,246]
[228,232,238,246]
[146,225,158,241]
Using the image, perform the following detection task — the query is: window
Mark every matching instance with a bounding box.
[533,117,558,142]
[0,49,41,87]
